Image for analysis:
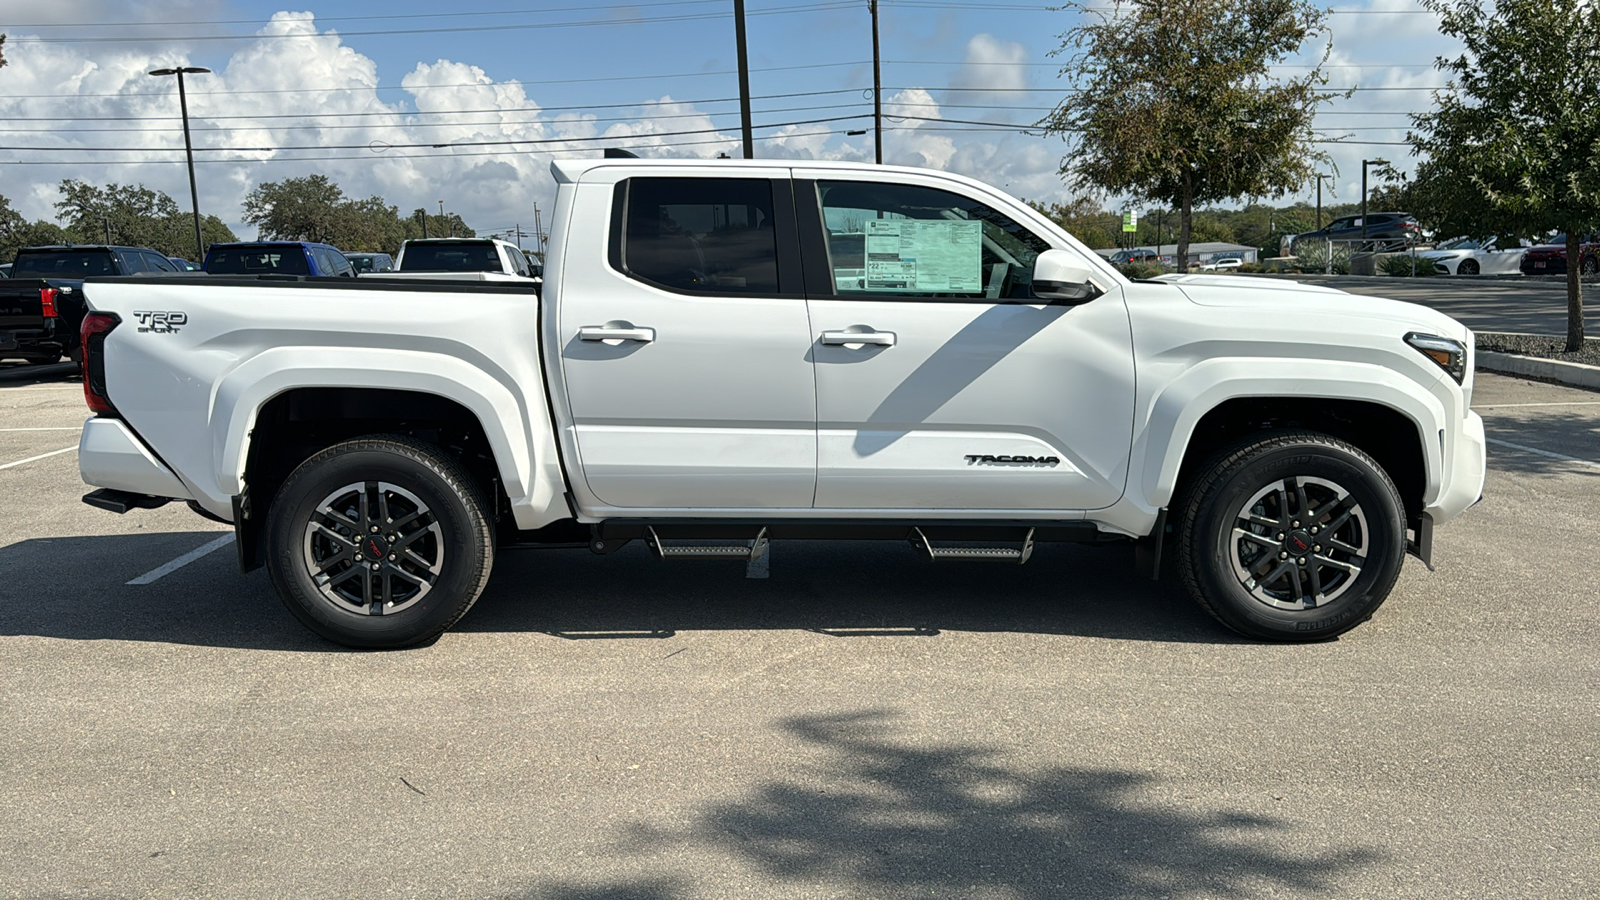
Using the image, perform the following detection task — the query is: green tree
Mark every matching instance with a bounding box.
[1402,0,1600,350]
[1041,0,1338,271]
[1028,196,1121,249]
[1,193,71,263]
[49,180,234,257]
[242,174,347,243]
[1,33,8,69]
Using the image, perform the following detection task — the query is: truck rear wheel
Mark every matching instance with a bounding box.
[1175,431,1406,641]
[265,436,494,649]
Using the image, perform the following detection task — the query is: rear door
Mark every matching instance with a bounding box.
[555,166,816,511]
[793,169,1135,512]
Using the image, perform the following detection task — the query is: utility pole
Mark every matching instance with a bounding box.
[870,0,883,164]
[733,0,754,159]
[1315,173,1330,230]
[533,203,544,258]
[103,215,111,245]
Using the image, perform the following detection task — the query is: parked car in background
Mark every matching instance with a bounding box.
[203,242,355,277]
[375,238,540,282]
[0,244,181,364]
[167,257,202,272]
[1518,234,1600,276]
[1419,236,1526,276]
[345,252,395,274]
[1290,213,1421,253]
[1200,256,1243,272]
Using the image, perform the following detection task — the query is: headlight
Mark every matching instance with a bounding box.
[1405,332,1467,383]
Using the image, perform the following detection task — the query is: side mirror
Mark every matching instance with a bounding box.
[1031,249,1105,304]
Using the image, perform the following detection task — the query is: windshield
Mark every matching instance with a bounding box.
[13,249,117,278]
[1436,237,1481,251]
[401,242,500,272]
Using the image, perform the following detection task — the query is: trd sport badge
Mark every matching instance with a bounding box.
[132,310,187,333]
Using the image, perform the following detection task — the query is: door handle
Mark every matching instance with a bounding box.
[821,329,895,347]
[579,324,655,343]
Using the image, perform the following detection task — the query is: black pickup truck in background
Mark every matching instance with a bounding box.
[0,245,186,364]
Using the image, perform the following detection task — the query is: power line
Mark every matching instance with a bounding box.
[0,87,869,122]
[5,1,859,44]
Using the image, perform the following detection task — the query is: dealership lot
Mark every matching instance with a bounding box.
[1,364,1596,898]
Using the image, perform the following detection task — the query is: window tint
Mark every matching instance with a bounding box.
[812,180,1049,300]
[119,252,150,274]
[143,252,178,272]
[618,177,780,294]
[205,246,312,275]
[401,241,502,272]
[12,250,118,277]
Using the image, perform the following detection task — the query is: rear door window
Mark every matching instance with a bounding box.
[612,177,782,295]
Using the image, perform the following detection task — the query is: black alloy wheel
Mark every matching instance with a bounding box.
[266,435,494,649]
[1457,258,1479,276]
[1176,431,1406,641]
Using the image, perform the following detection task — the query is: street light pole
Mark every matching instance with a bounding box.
[1314,173,1331,230]
[149,66,211,262]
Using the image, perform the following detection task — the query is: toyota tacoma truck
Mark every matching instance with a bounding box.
[74,159,1486,648]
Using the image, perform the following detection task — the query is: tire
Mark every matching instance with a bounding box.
[1582,256,1598,276]
[1175,431,1406,642]
[265,435,495,649]
[1457,259,1479,276]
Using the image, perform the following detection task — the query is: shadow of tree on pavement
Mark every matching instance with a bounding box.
[584,710,1379,899]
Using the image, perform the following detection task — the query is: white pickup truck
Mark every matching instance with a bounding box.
[371,237,540,283]
[75,158,1485,648]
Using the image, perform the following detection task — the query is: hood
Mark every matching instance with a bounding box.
[1418,248,1468,261]
[1154,274,1470,342]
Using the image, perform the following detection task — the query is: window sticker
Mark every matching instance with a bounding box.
[840,219,982,293]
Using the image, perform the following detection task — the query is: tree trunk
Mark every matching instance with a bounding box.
[1566,231,1585,352]
[1177,174,1193,273]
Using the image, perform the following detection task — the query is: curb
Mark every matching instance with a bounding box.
[1476,351,1600,391]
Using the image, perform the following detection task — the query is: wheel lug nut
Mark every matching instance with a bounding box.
[371,563,381,571]
[1279,551,1288,559]
[1277,532,1285,540]
[354,553,363,561]
[1292,520,1300,528]
[1297,557,1306,565]
[370,526,379,533]
[1313,544,1321,552]
[1310,526,1319,534]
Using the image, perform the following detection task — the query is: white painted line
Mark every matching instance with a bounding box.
[0,426,83,432]
[127,534,236,586]
[1476,401,1600,409]
[0,445,76,470]
[1486,437,1600,470]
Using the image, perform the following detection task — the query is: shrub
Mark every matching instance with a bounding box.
[1117,261,1168,280]
[1379,254,1436,277]
[1293,240,1352,275]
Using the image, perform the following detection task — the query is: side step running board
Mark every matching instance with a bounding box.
[645,526,769,562]
[909,527,1034,564]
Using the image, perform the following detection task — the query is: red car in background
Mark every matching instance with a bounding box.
[1519,233,1600,276]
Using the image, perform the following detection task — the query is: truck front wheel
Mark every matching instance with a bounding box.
[265,436,495,649]
[1176,432,1406,641]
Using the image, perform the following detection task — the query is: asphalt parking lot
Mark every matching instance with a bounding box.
[2,359,1597,898]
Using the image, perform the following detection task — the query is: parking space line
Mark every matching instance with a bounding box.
[0,427,83,432]
[1485,438,1600,470]
[1476,401,1600,409]
[126,534,236,586]
[0,446,77,470]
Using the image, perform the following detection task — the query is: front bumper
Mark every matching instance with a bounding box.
[1425,410,1486,527]
[78,417,193,501]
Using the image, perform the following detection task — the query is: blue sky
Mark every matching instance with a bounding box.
[0,0,1463,240]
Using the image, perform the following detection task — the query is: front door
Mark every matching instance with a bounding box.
[557,168,817,511]
[794,171,1135,512]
